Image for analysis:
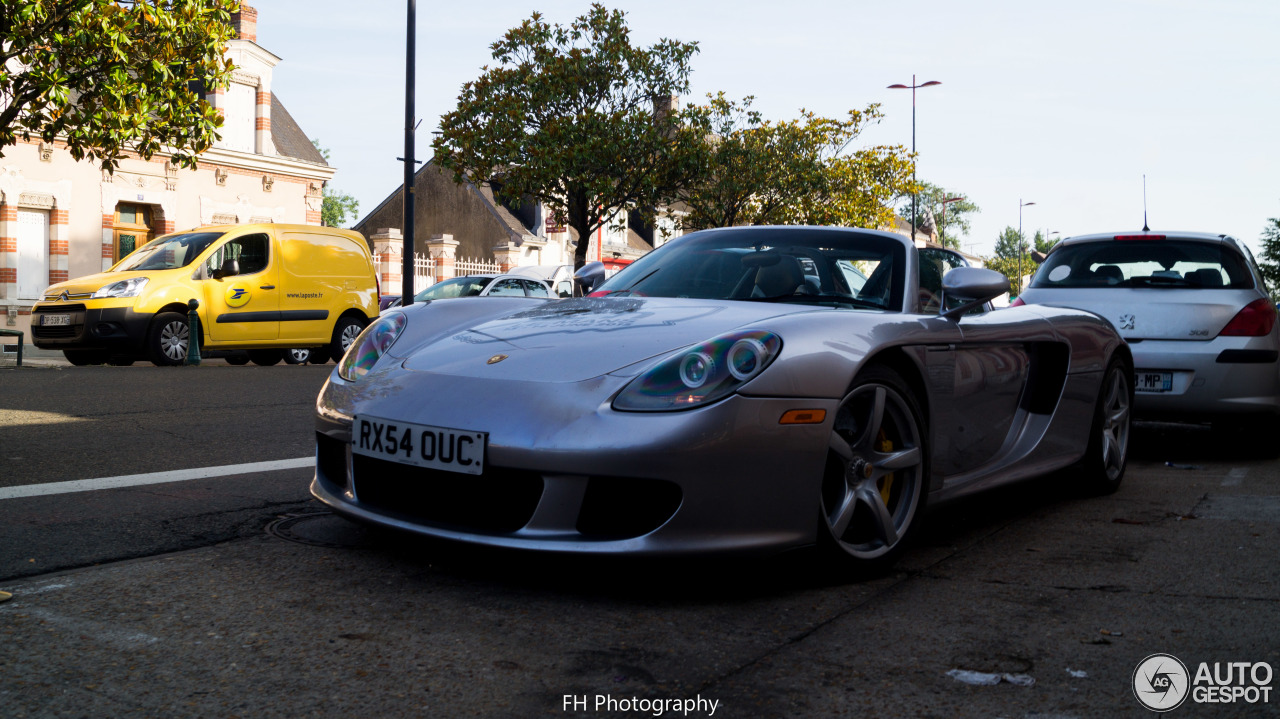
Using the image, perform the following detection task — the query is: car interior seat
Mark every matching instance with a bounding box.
[752,256,806,297]
[1188,268,1225,287]
[1095,265,1124,283]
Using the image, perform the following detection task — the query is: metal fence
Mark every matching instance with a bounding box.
[373,253,502,293]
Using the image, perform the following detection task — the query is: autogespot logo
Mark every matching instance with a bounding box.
[1134,653,1190,712]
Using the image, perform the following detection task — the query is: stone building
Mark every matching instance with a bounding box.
[0,4,331,341]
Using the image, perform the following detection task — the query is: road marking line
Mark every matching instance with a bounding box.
[0,457,313,500]
[1222,467,1248,487]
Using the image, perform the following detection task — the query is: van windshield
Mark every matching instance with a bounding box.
[114,232,225,271]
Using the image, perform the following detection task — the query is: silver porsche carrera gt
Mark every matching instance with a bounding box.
[313,226,1133,571]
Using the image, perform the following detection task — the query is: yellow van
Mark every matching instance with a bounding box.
[30,223,380,366]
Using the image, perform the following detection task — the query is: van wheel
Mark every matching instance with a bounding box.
[147,312,191,366]
[248,349,284,366]
[329,316,364,362]
[65,349,109,366]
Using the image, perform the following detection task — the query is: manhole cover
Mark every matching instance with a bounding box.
[266,511,378,549]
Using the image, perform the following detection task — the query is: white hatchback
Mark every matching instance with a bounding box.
[1015,231,1279,429]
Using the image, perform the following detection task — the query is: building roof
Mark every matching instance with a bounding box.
[270,94,327,165]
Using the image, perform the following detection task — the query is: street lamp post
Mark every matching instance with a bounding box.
[1017,199,1035,296]
[888,75,941,242]
[400,0,417,306]
[939,195,964,246]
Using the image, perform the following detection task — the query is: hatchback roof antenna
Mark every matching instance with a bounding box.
[1142,175,1150,232]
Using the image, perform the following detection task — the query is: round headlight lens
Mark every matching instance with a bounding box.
[679,352,715,388]
[727,338,766,380]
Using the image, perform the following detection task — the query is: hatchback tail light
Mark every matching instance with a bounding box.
[1114,234,1166,241]
[1220,298,1277,337]
[1009,296,1026,307]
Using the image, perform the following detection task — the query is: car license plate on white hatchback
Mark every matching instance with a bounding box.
[1135,371,1173,393]
[352,415,486,475]
[41,314,71,326]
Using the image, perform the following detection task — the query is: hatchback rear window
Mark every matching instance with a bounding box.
[1030,240,1254,290]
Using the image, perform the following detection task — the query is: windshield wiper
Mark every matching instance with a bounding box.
[742,293,883,309]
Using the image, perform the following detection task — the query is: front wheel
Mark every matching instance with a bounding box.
[328,316,364,363]
[1075,357,1132,494]
[819,365,929,575]
[147,312,191,366]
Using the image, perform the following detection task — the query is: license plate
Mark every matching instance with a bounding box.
[1135,371,1173,393]
[41,314,71,326]
[351,415,486,475]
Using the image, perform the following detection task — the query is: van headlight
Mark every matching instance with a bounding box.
[91,278,149,298]
[339,312,408,381]
[612,330,782,411]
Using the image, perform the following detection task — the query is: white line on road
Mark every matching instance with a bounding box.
[1222,467,1248,487]
[0,457,313,501]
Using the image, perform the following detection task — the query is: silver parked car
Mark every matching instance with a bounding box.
[1015,230,1278,430]
[313,226,1131,572]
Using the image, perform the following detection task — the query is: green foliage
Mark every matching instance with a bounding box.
[679,94,914,231]
[986,226,1040,295]
[432,4,704,268]
[310,139,357,228]
[896,182,979,249]
[0,0,238,171]
[1258,216,1280,299]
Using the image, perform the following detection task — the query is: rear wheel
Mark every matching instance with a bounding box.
[147,312,190,366]
[64,349,109,366]
[1075,357,1132,494]
[819,365,928,574]
[283,348,313,365]
[328,316,364,363]
[248,349,284,366]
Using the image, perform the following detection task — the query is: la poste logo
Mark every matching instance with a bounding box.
[1133,653,1274,712]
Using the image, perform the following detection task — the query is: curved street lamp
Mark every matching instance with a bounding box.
[888,76,942,242]
[1017,200,1035,295]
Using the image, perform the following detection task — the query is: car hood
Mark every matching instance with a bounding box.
[395,296,824,382]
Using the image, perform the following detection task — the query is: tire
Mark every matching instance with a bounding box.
[224,354,250,366]
[819,365,929,574]
[147,312,191,366]
[248,349,284,366]
[329,316,365,363]
[1074,356,1132,495]
[283,348,313,365]
[64,349,109,366]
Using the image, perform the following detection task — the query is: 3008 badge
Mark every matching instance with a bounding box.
[352,415,487,475]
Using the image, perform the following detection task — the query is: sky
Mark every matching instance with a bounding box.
[256,0,1280,258]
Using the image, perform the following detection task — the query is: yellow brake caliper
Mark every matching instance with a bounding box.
[877,430,895,505]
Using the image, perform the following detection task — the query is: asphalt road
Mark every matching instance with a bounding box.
[1,365,1277,718]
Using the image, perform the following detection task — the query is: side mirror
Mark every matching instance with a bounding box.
[213,258,239,280]
[573,261,606,296]
[940,267,1008,320]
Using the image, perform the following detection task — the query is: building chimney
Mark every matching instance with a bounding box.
[231,3,258,42]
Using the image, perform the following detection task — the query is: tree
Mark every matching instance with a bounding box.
[678,94,914,231]
[1259,216,1280,299]
[1,0,238,171]
[432,4,703,269]
[311,139,359,227]
[896,182,979,249]
[986,225,1039,296]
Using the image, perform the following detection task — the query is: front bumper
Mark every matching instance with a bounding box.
[311,364,837,556]
[1130,336,1280,418]
[29,301,151,354]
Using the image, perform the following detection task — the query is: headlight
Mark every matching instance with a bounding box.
[338,312,407,381]
[613,330,781,411]
[91,277,149,298]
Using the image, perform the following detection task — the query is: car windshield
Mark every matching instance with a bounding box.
[414,276,492,301]
[593,228,905,310]
[1032,240,1254,289]
[113,231,225,271]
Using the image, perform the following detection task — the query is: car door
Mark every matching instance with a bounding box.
[201,232,280,341]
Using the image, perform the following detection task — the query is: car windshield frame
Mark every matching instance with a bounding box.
[111,231,226,272]
[1031,239,1254,290]
[593,227,906,311]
